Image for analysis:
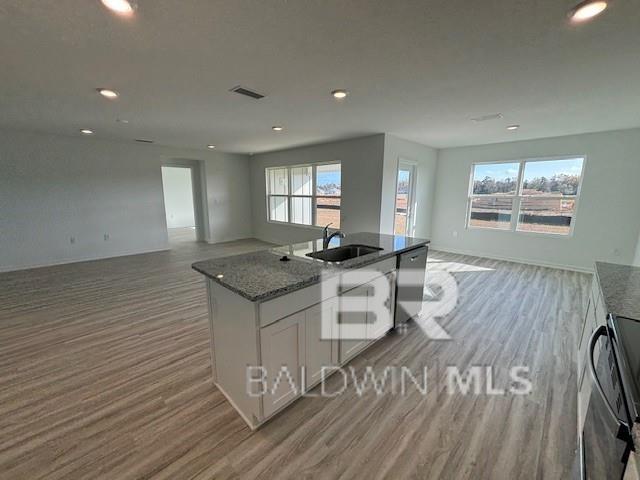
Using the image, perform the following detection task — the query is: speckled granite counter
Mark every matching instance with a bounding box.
[192,232,429,302]
[595,262,640,320]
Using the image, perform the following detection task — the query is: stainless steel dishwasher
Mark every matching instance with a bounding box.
[394,246,428,326]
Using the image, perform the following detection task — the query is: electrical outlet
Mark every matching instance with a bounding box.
[452,230,458,238]
[104,233,110,241]
[70,236,76,244]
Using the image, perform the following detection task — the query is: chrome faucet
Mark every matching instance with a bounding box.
[322,223,345,250]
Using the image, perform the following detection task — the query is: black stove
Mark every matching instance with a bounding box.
[610,316,640,426]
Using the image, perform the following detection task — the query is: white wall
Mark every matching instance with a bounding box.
[0,129,253,272]
[203,152,253,244]
[381,135,438,239]
[431,128,640,271]
[250,135,385,244]
[161,166,196,228]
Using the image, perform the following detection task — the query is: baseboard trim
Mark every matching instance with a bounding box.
[429,245,594,274]
[206,236,270,246]
[0,246,170,274]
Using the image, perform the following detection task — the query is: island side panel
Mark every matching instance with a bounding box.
[207,279,262,427]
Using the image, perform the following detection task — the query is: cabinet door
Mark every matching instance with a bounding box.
[260,311,306,418]
[578,296,593,388]
[578,292,599,433]
[367,272,395,341]
[339,284,371,364]
[305,297,339,389]
[593,286,607,328]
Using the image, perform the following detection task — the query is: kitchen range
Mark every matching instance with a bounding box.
[578,262,640,479]
[192,231,429,429]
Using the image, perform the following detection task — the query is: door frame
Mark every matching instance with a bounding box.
[393,158,417,236]
[160,159,209,242]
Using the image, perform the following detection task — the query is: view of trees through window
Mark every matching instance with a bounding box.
[468,158,584,235]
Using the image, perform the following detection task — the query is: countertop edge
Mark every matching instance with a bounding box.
[594,261,640,320]
[192,240,429,303]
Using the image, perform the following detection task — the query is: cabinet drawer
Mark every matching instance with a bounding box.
[260,275,340,328]
[367,256,397,277]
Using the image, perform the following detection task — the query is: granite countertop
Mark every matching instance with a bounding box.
[595,262,640,320]
[192,232,429,302]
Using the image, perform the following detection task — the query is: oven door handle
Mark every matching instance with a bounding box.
[588,324,629,430]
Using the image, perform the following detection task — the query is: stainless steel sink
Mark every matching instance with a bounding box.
[306,244,383,262]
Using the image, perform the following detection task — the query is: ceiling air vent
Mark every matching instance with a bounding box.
[135,139,154,143]
[471,113,503,123]
[229,85,265,100]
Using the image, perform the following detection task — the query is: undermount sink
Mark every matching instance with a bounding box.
[306,244,383,262]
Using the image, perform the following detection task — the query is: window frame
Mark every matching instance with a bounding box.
[466,155,586,237]
[265,161,342,229]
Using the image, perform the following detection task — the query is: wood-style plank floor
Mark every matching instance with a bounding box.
[0,235,591,480]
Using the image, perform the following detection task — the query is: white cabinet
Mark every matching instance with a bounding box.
[339,284,372,364]
[577,275,608,435]
[208,256,401,429]
[304,297,339,389]
[260,270,396,414]
[339,271,396,364]
[368,272,396,341]
[578,292,596,434]
[261,296,341,416]
[260,311,306,418]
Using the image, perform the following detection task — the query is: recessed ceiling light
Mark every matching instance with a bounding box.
[331,89,349,99]
[80,129,94,135]
[570,0,607,22]
[207,145,216,149]
[100,0,135,15]
[116,118,129,124]
[97,88,119,99]
[506,125,520,131]
[272,126,283,131]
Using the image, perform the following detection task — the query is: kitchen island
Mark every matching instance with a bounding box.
[192,232,429,429]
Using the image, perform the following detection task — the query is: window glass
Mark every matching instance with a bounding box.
[521,158,583,196]
[316,164,341,196]
[291,166,312,196]
[265,163,341,227]
[291,196,312,225]
[517,158,583,234]
[267,168,288,195]
[468,157,584,235]
[315,163,341,227]
[268,196,288,222]
[471,163,520,195]
[469,197,513,230]
[316,197,341,228]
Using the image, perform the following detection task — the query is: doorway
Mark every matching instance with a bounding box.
[161,165,201,245]
[393,161,417,236]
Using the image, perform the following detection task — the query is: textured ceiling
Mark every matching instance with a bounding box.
[0,0,639,153]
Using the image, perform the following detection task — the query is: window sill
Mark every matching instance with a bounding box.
[466,224,575,239]
[266,220,327,231]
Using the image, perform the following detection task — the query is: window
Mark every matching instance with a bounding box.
[467,157,585,235]
[266,162,341,228]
